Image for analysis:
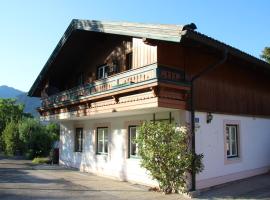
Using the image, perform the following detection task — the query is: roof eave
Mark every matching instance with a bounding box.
[182,30,270,70]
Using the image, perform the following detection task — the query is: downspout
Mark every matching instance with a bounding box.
[189,48,228,191]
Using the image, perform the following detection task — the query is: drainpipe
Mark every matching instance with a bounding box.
[189,48,228,191]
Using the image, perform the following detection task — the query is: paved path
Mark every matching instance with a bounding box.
[0,156,186,200]
[196,173,270,199]
[0,156,270,200]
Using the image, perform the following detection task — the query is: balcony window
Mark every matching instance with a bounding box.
[78,73,84,85]
[97,65,109,79]
[126,52,133,70]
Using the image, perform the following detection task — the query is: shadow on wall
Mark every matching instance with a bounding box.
[60,123,105,175]
[60,124,83,169]
[60,122,130,181]
[120,128,127,181]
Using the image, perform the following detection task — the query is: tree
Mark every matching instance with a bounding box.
[136,122,203,194]
[18,118,55,158]
[45,122,60,141]
[0,98,59,159]
[0,98,24,150]
[260,47,270,63]
[2,121,21,156]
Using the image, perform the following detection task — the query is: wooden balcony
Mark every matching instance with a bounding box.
[39,63,190,120]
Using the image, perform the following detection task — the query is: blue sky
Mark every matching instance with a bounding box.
[0,0,269,92]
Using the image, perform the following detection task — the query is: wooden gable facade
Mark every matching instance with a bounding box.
[28,20,270,119]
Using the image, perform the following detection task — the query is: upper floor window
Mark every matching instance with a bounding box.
[78,73,84,85]
[97,65,109,80]
[126,52,133,70]
[74,128,83,152]
[128,126,139,158]
[226,124,239,158]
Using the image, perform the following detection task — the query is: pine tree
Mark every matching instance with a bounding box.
[261,47,270,63]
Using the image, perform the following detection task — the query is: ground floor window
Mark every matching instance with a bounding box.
[97,127,108,154]
[128,126,139,158]
[226,124,239,158]
[74,128,83,152]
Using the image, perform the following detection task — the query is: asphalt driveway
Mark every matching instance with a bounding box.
[196,173,270,199]
[0,156,184,200]
[0,156,270,200]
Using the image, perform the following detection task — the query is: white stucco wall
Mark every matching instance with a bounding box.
[59,109,270,189]
[195,112,270,189]
[59,110,185,186]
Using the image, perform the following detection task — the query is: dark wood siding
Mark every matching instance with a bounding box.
[193,60,270,116]
[40,33,158,97]
[157,41,270,117]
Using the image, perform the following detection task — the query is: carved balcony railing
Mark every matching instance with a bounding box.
[40,63,188,109]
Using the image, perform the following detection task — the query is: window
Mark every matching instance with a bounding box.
[128,126,139,158]
[78,73,84,85]
[97,65,109,79]
[226,124,239,158]
[151,112,174,123]
[97,127,108,154]
[126,52,132,70]
[74,128,83,152]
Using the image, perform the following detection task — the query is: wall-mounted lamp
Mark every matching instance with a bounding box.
[206,112,213,124]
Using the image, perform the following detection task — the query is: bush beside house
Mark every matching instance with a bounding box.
[137,122,204,193]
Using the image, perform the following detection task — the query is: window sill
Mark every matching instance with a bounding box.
[96,153,108,156]
[128,156,140,159]
[224,156,241,165]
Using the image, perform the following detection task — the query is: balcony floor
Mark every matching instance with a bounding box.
[41,95,182,121]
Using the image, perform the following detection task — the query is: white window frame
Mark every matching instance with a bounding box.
[226,125,239,158]
[224,120,241,164]
[97,65,109,80]
[96,127,108,154]
[74,128,83,152]
[128,126,139,158]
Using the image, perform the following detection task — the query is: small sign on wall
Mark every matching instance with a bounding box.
[195,117,200,131]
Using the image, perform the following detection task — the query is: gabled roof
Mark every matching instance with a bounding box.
[73,19,186,42]
[28,19,270,97]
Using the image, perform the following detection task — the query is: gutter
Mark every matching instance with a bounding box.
[189,48,228,191]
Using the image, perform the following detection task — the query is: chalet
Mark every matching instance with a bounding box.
[28,19,270,190]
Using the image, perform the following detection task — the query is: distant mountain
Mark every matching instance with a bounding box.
[16,93,40,117]
[0,85,23,98]
[0,85,40,117]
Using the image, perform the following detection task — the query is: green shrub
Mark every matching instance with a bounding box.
[32,157,50,164]
[18,118,57,159]
[136,122,204,194]
[2,121,22,156]
[0,98,24,151]
[25,149,34,159]
[0,98,60,157]
[45,122,60,141]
